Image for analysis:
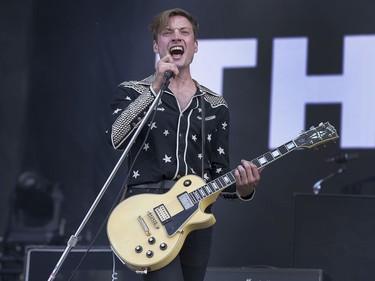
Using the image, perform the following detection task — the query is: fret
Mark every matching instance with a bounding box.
[227,172,236,183]
[277,145,288,155]
[285,141,296,150]
[213,179,222,189]
[264,152,274,162]
[193,192,200,202]
[271,149,281,158]
[199,188,206,198]
[189,193,198,204]
[209,182,220,191]
[257,156,268,166]
[217,177,226,188]
[222,174,232,186]
[193,190,201,200]
[251,159,261,168]
[204,185,212,194]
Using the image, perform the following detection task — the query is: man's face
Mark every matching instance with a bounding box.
[153,15,198,69]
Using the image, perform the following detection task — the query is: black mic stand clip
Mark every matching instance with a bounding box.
[312,165,346,195]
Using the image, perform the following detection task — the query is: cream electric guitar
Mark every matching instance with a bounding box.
[107,122,338,273]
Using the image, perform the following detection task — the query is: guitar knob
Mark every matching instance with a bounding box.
[160,243,167,250]
[135,245,143,253]
[183,179,192,187]
[146,250,154,258]
[148,237,156,244]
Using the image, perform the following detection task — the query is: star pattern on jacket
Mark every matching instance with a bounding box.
[133,170,140,178]
[163,154,172,163]
[217,147,225,155]
[113,108,122,115]
[149,122,157,130]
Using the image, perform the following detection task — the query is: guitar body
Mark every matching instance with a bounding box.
[107,175,219,272]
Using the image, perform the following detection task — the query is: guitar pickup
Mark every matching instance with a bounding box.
[177,192,194,210]
[154,204,171,224]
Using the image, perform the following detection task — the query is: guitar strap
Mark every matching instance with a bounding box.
[200,95,205,179]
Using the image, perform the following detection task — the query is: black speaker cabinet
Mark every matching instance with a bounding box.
[24,247,142,281]
[25,247,322,281]
[292,193,375,281]
[205,267,323,281]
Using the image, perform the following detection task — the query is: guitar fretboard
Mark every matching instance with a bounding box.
[187,139,299,204]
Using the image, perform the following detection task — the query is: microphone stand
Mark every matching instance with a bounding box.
[47,73,172,281]
[312,165,346,195]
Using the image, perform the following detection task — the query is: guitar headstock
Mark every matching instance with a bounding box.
[294,122,339,149]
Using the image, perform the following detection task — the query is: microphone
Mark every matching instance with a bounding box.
[164,70,174,80]
[325,153,359,163]
[161,71,174,90]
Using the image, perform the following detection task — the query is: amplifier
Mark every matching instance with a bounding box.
[205,267,323,281]
[24,246,142,281]
[24,247,323,281]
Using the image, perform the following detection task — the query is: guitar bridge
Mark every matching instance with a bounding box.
[154,204,171,224]
[137,215,151,236]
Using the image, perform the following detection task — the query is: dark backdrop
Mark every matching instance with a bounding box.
[1,0,375,274]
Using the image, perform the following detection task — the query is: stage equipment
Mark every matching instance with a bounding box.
[24,247,140,281]
[0,172,64,281]
[5,171,64,245]
[24,247,323,281]
[292,193,375,281]
[314,151,359,194]
[205,267,323,281]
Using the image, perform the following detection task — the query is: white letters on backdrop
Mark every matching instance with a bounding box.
[157,35,375,149]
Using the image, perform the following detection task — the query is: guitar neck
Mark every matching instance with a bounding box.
[188,139,299,202]
[188,121,338,203]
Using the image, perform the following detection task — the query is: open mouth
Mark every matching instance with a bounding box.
[169,46,184,57]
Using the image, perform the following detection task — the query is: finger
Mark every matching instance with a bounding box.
[234,166,245,185]
[240,160,262,186]
[160,54,174,63]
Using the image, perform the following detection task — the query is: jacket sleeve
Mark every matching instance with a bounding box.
[107,82,156,150]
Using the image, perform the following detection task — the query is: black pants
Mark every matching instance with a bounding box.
[126,186,213,281]
[142,226,213,281]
